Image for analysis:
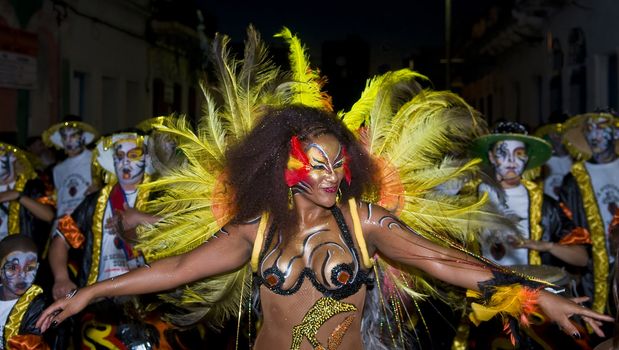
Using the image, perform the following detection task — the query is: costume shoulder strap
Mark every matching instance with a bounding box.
[4,284,43,344]
[251,213,270,273]
[348,198,373,269]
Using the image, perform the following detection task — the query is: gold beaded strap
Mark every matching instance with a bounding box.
[348,198,373,269]
[250,213,269,273]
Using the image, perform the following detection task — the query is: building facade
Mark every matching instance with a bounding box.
[0,0,204,144]
[456,0,619,128]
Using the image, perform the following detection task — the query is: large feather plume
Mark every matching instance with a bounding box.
[136,25,289,328]
[342,75,517,322]
[274,27,333,111]
[136,25,337,328]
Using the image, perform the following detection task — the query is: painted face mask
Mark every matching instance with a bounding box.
[0,147,16,184]
[59,127,85,154]
[1,251,38,298]
[287,134,350,207]
[490,140,529,181]
[113,140,146,187]
[285,135,351,188]
[585,117,614,156]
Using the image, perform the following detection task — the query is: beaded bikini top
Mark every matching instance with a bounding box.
[254,205,372,300]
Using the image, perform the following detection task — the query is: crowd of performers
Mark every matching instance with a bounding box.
[0,27,617,350]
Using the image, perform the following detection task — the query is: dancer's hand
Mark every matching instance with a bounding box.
[36,287,92,332]
[537,292,613,338]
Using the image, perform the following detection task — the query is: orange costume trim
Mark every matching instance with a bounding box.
[7,334,49,350]
[35,196,56,207]
[559,227,592,245]
[559,202,573,220]
[57,215,85,249]
[610,208,619,235]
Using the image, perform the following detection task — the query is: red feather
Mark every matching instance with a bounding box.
[342,146,352,185]
[284,136,310,186]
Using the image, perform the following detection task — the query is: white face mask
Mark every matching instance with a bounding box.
[585,118,614,156]
[0,150,16,184]
[113,140,146,187]
[1,251,38,298]
[490,140,529,181]
[59,127,85,154]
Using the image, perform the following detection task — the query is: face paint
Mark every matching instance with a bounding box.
[113,140,146,187]
[59,127,85,155]
[292,134,346,208]
[0,251,38,299]
[585,117,614,157]
[490,140,529,182]
[0,147,16,184]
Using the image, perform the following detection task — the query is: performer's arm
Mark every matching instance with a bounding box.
[519,239,587,267]
[360,202,612,336]
[49,235,77,301]
[0,190,54,223]
[37,221,257,331]
[18,194,55,223]
[518,196,589,267]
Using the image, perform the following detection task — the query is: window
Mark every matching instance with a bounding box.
[71,71,88,119]
[609,54,618,110]
[102,77,118,133]
[570,67,586,114]
[126,80,140,126]
[153,78,166,116]
[550,75,562,116]
[568,28,586,65]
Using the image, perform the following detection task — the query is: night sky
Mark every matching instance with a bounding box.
[197,0,496,105]
[204,1,454,58]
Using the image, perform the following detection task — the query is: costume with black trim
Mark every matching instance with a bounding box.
[1,284,50,350]
[463,123,592,349]
[559,112,619,313]
[0,143,52,254]
[54,132,180,349]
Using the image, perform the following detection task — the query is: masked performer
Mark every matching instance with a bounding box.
[0,235,49,350]
[472,122,589,268]
[0,143,54,250]
[136,116,185,180]
[37,28,612,350]
[534,122,574,201]
[469,121,593,349]
[42,120,98,218]
[560,112,619,313]
[46,132,171,348]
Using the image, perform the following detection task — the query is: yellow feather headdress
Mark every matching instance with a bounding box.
[137,25,334,327]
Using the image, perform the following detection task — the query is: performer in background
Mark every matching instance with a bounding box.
[0,142,54,250]
[471,121,589,268]
[534,122,573,201]
[470,121,593,349]
[42,118,98,219]
[48,132,170,349]
[0,235,50,349]
[560,111,619,314]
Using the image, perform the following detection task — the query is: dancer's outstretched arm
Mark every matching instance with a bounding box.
[36,220,258,331]
[357,202,613,337]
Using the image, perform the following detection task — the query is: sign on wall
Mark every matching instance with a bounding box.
[0,50,37,89]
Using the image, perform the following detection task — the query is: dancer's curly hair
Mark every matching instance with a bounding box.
[226,105,378,231]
